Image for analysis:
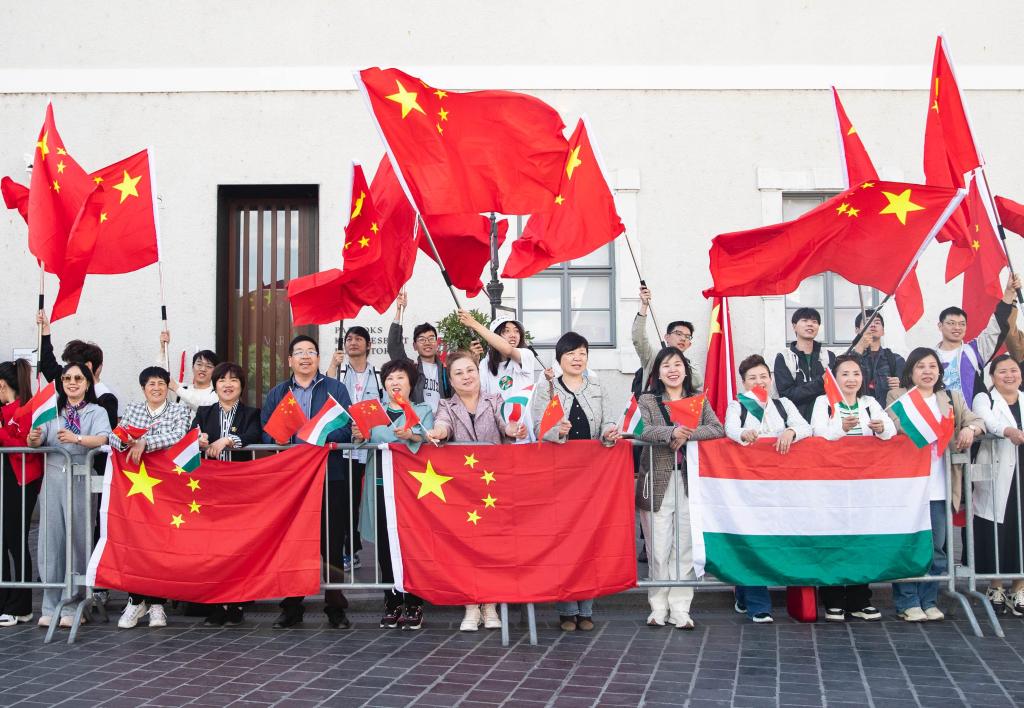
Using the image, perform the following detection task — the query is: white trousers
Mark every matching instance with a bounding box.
[639,471,695,617]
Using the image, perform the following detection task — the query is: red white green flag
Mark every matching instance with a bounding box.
[296,395,352,447]
[887,388,954,451]
[736,385,769,422]
[168,427,202,474]
[617,395,645,436]
[28,381,58,429]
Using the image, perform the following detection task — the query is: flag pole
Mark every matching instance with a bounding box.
[417,214,464,311]
[622,231,666,347]
[147,146,170,370]
[36,265,44,385]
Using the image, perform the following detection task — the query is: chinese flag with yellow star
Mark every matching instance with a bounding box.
[502,117,625,279]
[957,178,1007,341]
[703,181,965,298]
[356,67,568,216]
[341,162,383,267]
[87,445,330,603]
[703,298,735,422]
[382,440,636,604]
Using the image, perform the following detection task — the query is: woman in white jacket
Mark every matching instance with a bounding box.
[810,354,895,623]
[971,353,1024,615]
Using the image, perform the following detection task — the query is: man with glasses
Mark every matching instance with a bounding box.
[260,335,354,629]
[632,286,703,395]
[387,291,451,412]
[160,331,220,413]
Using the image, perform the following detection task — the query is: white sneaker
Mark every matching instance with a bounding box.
[37,615,52,628]
[58,614,85,628]
[669,612,695,630]
[1011,589,1024,617]
[460,605,481,632]
[899,606,928,622]
[0,613,32,627]
[646,611,667,627]
[481,603,501,629]
[923,606,945,621]
[987,586,1007,611]
[148,604,167,628]
[118,601,148,629]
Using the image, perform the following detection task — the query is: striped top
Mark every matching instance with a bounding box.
[837,401,863,436]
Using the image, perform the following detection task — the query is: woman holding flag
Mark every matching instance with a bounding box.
[634,346,723,630]
[724,354,811,623]
[27,362,111,629]
[810,354,894,623]
[426,350,526,631]
[887,347,984,622]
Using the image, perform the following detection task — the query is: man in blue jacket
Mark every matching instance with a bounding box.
[261,335,353,629]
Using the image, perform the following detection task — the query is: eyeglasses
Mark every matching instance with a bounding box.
[669,331,693,341]
[415,336,437,344]
[193,361,215,370]
[61,375,86,383]
[291,349,319,358]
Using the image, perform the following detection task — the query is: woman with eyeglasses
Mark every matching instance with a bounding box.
[27,362,111,629]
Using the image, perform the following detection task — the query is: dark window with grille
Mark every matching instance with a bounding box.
[217,186,318,406]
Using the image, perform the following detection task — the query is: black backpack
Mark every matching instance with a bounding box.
[739,399,789,428]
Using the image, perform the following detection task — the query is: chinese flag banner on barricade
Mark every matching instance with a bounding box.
[356,67,568,216]
[703,181,965,299]
[87,445,330,603]
[382,440,637,605]
[687,437,932,586]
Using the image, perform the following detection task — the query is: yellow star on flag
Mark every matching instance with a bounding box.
[386,80,426,118]
[554,195,565,205]
[189,500,201,513]
[99,212,108,223]
[123,461,162,504]
[972,239,981,251]
[170,514,185,528]
[409,460,453,502]
[464,453,478,468]
[481,470,495,485]
[847,125,857,136]
[52,180,61,194]
[709,304,722,335]
[879,189,924,225]
[56,147,67,156]
[438,108,449,121]
[343,240,352,250]
[359,236,371,248]
[93,176,103,184]
[860,182,874,189]
[36,131,49,159]
[836,202,849,215]
[434,89,447,99]
[436,123,444,135]
[846,207,860,218]
[187,477,201,492]
[113,170,142,204]
[482,494,497,509]
[370,222,379,234]
[565,145,583,180]
[351,191,365,219]
[56,160,66,174]
[467,509,481,525]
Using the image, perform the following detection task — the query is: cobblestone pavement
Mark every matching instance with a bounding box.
[1,592,1022,708]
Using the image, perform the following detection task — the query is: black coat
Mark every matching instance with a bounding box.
[191,402,263,448]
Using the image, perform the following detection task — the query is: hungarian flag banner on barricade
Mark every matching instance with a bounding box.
[687,437,933,586]
[381,440,637,605]
[87,445,330,603]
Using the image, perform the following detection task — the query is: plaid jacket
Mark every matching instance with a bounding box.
[109,400,191,452]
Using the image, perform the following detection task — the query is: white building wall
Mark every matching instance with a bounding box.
[2,2,1024,404]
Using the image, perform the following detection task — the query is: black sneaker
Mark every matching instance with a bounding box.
[380,604,403,628]
[224,606,244,626]
[325,606,351,629]
[825,607,846,622]
[399,605,423,630]
[751,612,774,624]
[849,606,882,621]
[272,608,303,629]
[203,606,227,627]
[733,598,747,615]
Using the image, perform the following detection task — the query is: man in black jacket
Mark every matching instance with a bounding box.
[772,307,836,421]
[851,309,906,405]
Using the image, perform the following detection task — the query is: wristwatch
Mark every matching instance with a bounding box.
[76,435,82,443]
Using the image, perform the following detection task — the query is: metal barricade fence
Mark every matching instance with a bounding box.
[0,446,77,644]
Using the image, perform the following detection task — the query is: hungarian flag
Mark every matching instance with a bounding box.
[28,381,58,428]
[348,399,392,438]
[703,297,736,421]
[996,195,1024,237]
[737,386,769,422]
[356,67,568,216]
[341,162,382,267]
[168,427,202,473]
[888,388,955,452]
[112,423,148,444]
[381,440,636,604]
[297,395,351,446]
[666,394,705,428]
[1,177,29,222]
[503,117,625,279]
[87,445,330,603]
[391,392,420,429]
[538,394,565,440]
[687,437,933,586]
[703,181,965,299]
[617,395,645,436]
[832,87,924,330]
[823,368,844,411]
[263,390,308,444]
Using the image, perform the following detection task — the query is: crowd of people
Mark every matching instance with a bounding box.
[3,276,1024,635]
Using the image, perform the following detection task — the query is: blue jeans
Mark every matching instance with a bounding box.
[893,499,947,611]
[735,586,771,617]
[556,599,594,618]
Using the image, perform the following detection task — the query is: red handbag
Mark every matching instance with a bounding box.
[786,586,818,622]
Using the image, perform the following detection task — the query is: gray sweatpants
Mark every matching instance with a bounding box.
[37,464,91,618]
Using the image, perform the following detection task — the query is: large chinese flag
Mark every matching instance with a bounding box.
[356,67,568,216]
[341,162,383,267]
[503,117,625,279]
[382,440,636,604]
[703,181,964,298]
[87,445,330,603]
[703,297,735,422]
[833,87,924,330]
[959,178,1008,341]
[84,149,160,275]
[419,213,508,298]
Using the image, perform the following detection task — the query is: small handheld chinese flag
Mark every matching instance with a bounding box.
[391,392,420,429]
[823,368,844,411]
[666,394,705,428]
[538,395,565,440]
[348,399,392,438]
[112,423,149,443]
[264,390,308,444]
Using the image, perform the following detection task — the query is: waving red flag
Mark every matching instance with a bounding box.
[704,181,965,299]
[348,399,392,438]
[538,394,565,441]
[356,67,568,216]
[1,177,29,222]
[666,394,706,428]
[84,149,159,275]
[959,177,1008,341]
[391,392,421,429]
[420,214,508,297]
[703,297,736,422]
[342,162,382,267]
[996,195,1024,237]
[503,117,624,279]
[263,390,308,444]
[50,183,105,321]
